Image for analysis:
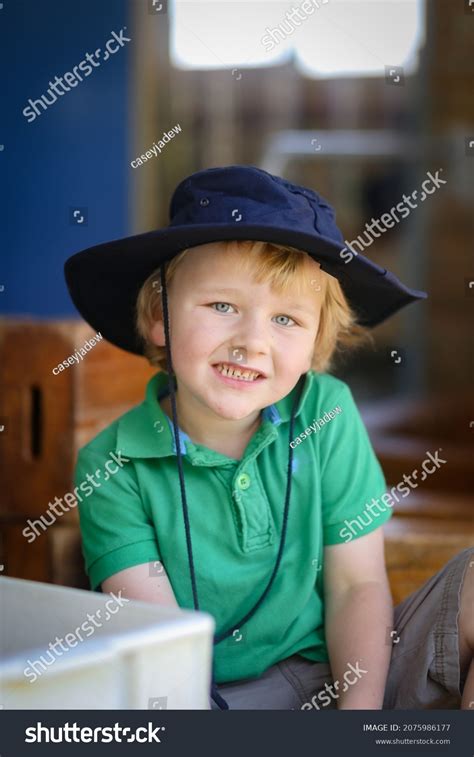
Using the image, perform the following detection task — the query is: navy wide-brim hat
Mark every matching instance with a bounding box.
[65,164,427,354]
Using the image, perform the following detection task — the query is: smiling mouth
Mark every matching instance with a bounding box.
[213,362,264,382]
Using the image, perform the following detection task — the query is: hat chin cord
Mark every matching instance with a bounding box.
[158,263,306,711]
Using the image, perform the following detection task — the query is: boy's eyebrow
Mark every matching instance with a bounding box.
[197,287,243,295]
[196,287,316,314]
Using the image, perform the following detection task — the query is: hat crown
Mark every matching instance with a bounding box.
[169,165,344,245]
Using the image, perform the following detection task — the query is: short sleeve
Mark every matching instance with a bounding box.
[74,447,160,590]
[319,384,392,545]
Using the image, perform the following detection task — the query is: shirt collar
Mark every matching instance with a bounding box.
[116,370,312,460]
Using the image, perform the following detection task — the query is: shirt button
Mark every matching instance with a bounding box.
[237,473,251,489]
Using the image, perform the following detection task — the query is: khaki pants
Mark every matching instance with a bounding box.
[211,546,474,710]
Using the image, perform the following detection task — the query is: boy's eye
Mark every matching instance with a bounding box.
[273,314,296,327]
[210,302,235,313]
[209,303,297,326]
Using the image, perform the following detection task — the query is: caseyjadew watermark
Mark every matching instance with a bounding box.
[52,332,103,375]
[290,404,342,449]
[131,124,182,168]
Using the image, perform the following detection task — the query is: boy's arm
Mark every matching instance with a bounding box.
[323,526,394,709]
[102,562,180,608]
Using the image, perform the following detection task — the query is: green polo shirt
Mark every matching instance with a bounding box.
[74,369,392,683]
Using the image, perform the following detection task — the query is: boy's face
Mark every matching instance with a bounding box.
[150,242,323,423]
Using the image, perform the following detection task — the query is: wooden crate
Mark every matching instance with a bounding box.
[0,319,156,585]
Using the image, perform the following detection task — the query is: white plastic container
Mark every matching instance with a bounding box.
[0,576,215,709]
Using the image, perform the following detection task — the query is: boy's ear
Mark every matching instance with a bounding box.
[149,319,165,347]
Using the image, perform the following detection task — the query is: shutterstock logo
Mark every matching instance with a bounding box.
[261,0,330,52]
[22,28,131,123]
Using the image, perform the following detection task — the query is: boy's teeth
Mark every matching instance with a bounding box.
[216,363,260,381]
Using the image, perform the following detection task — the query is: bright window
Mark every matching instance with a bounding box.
[170,0,425,78]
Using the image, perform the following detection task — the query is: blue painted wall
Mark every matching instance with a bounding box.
[1,0,130,316]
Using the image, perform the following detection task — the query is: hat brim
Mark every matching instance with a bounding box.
[64,222,427,355]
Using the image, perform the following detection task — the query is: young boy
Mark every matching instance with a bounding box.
[65,165,474,710]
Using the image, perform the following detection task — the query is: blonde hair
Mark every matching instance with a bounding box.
[135,240,374,374]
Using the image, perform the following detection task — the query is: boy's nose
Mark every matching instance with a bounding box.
[230,318,271,357]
